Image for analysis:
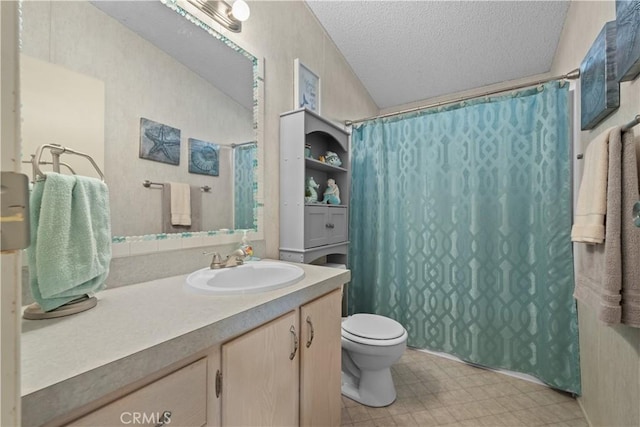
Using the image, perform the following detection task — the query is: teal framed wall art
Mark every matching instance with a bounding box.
[580,21,620,130]
[139,117,181,165]
[616,0,640,81]
[188,138,220,176]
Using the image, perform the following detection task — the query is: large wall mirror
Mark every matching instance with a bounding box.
[19,0,263,248]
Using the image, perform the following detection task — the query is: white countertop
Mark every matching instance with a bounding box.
[21,260,350,427]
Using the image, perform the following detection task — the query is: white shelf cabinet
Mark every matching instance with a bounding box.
[279,109,350,264]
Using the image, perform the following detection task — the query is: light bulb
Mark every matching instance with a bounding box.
[231,0,250,22]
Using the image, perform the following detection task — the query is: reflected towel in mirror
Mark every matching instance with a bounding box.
[163,184,201,233]
[168,182,191,226]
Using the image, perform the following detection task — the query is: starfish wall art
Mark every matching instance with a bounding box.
[139,117,181,165]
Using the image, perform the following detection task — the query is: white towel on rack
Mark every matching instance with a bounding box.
[169,182,191,226]
[162,185,201,233]
[571,127,614,244]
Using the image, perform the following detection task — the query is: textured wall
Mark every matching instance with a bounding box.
[220,0,379,258]
[551,1,640,427]
[20,55,105,183]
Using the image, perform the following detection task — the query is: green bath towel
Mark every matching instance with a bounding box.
[28,173,112,312]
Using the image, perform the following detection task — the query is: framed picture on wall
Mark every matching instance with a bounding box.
[188,138,220,176]
[580,21,620,130]
[294,58,320,113]
[139,117,181,165]
[616,0,640,82]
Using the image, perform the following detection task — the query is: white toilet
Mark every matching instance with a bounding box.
[341,313,408,407]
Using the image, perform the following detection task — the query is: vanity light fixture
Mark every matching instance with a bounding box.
[231,0,250,22]
[187,0,250,32]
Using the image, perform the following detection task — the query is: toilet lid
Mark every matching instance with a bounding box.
[341,314,405,340]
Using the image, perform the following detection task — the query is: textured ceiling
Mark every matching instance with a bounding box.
[306,0,570,110]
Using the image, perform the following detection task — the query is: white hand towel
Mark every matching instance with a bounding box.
[169,182,191,226]
[571,127,613,243]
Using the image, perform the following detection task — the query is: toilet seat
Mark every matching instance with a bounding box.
[342,314,407,347]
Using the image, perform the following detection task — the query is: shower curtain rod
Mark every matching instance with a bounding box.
[345,68,581,126]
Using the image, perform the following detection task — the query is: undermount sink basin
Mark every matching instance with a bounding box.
[185,261,305,295]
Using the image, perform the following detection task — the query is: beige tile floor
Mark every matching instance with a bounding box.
[341,348,587,427]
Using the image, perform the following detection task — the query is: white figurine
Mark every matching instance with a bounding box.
[322,179,340,204]
[305,176,319,203]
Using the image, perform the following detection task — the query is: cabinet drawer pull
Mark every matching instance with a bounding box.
[305,316,315,348]
[154,411,171,427]
[215,370,222,398]
[325,223,334,229]
[289,325,299,360]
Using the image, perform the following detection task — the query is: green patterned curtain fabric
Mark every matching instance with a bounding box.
[234,143,256,229]
[349,82,581,394]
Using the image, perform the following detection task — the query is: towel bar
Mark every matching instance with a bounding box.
[142,180,164,188]
[143,180,211,192]
[576,115,639,161]
[621,114,640,132]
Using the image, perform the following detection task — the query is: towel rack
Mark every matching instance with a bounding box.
[621,114,640,132]
[142,180,164,189]
[143,180,211,192]
[22,156,76,181]
[31,144,105,181]
[576,114,640,159]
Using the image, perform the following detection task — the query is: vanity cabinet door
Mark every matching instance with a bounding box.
[221,311,300,426]
[67,359,207,427]
[207,346,221,427]
[326,206,348,245]
[300,288,342,426]
[304,205,348,248]
[304,205,330,248]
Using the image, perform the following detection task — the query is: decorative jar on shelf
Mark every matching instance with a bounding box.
[325,151,342,167]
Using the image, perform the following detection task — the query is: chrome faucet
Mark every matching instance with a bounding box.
[207,252,223,269]
[205,248,247,269]
[222,248,246,268]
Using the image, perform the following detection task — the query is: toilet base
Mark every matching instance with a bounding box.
[341,368,397,407]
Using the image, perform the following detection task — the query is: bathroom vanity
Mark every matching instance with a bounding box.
[21,261,348,427]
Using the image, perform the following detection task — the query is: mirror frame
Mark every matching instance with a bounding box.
[107,0,265,256]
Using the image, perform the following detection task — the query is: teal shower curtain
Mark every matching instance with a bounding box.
[349,82,581,394]
[234,143,256,230]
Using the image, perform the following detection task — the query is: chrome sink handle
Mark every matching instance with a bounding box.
[203,251,223,269]
[203,248,247,269]
[223,248,247,268]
